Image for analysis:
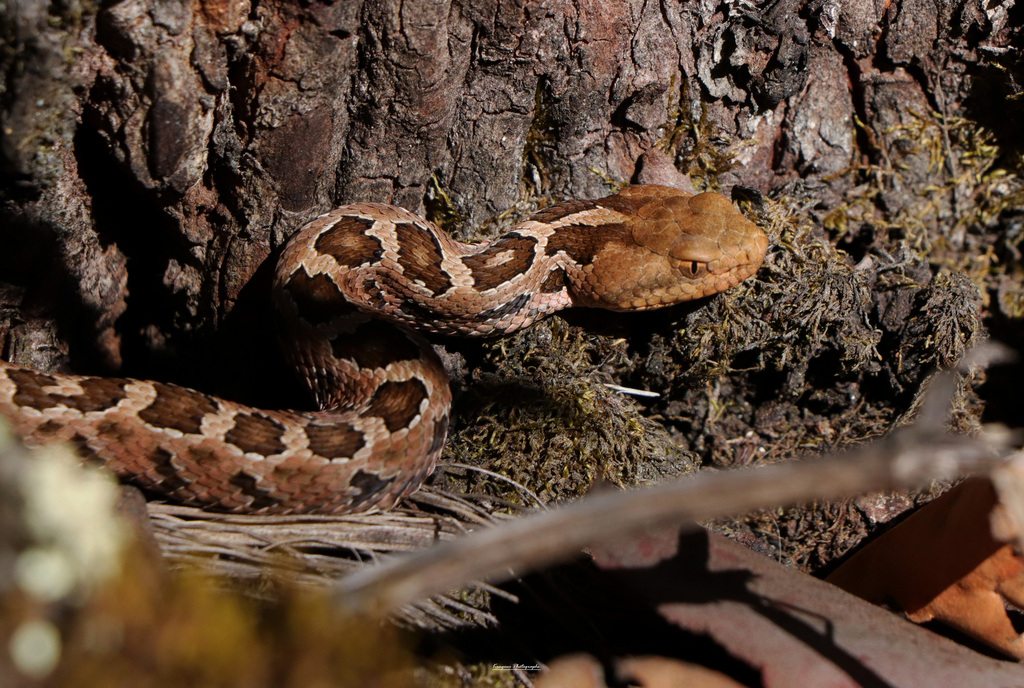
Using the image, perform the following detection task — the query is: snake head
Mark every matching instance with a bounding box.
[571,185,769,310]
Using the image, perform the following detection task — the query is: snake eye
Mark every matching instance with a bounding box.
[681,261,708,279]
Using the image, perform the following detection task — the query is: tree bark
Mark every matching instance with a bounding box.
[0,0,1013,363]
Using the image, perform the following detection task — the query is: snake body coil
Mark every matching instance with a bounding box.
[0,185,767,514]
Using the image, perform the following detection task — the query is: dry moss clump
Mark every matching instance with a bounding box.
[821,111,1022,327]
[675,110,1011,569]
[429,121,991,568]
[435,317,697,507]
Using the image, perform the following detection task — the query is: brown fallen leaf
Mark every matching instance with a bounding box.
[828,478,1024,659]
[535,654,745,688]
[584,526,1024,686]
[534,654,604,688]
[616,656,747,688]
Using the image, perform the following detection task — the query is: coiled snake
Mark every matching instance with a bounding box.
[0,185,767,514]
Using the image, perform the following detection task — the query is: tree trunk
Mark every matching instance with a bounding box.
[0,0,1009,358]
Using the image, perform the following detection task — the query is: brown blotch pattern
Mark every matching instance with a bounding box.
[225,412,287,456]
[96,418,135,445]
[60,377,130,414]
[138,383,220,435]
[228,471,284,511]
[394,221,452,295]
[472,293,533,325]
[528,199,601,224]
[148,447,191,492]
[34,419,65,436]
[314,216,381,267]
[185,446,220,466]
[305,420,365,459]
[330,320,421,370]
[540,267,567,293]
[67,432,95,459]
[366,379,428,433]
[461,233,538,291]
[7,369,129,414]
[360,277,389,310]
[348,469,396,508]
[269,464,304,482]
[7,367,60,411]
[396,297,442,321]
[544,223,623,265]
[285,269,354,327]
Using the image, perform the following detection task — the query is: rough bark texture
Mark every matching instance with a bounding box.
[0,0,1021,566]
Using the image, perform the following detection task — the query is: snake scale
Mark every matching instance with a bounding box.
[0,185,768,514]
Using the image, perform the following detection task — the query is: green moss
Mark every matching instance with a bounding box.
[656,95,741,189]
[522,78,561,197]
[423,172,466,235]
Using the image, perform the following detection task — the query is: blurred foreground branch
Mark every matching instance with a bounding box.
[337,348,1017,616]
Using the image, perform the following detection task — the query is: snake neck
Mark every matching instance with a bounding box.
[274,204,580,339]
[361,241,578,337]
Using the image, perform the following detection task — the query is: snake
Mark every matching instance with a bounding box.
[0,185,768,515]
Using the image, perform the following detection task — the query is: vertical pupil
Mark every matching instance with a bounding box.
[690,261,699,275]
